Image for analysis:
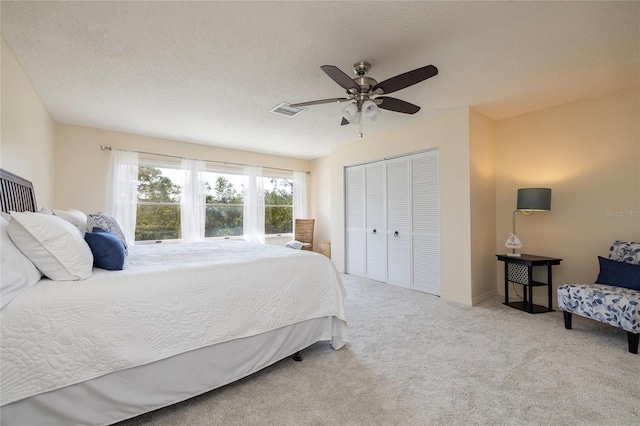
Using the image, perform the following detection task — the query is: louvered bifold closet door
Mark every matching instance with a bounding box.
[346,166,366,277]
[365,162,386,282]
[386,157,411,288]
[411,150,440,295]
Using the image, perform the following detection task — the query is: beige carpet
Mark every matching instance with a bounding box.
[118,274,639,426]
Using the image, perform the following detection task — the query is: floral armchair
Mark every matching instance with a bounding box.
[557,241,640,354]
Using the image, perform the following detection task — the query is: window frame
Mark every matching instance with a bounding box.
[134,160,294,242]
[262,175,294,238]
[135,160,183,243]
[202,167,245,240]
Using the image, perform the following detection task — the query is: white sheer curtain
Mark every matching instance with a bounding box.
[106,149,139,246]
[243,165,265,244]
[180,158,207,242]
[293,171,308,221]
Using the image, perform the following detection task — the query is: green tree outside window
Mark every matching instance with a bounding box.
[135,167,294,241]
[136,166,181,241]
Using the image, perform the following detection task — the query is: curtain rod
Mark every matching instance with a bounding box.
[100,145,309,174]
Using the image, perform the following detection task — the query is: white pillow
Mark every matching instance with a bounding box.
[8,212,93,281]
[1,216,42,308]
[284,240,311,250]
[53,209,87,234]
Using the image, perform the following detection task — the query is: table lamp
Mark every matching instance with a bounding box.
[506,188,552,257]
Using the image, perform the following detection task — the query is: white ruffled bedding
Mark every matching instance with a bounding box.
[0,241,348,406]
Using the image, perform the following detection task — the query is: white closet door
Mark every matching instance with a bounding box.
[345,166,366,277]
[365,162,386,282]
[386,157,411,288]
[411,150,440,295]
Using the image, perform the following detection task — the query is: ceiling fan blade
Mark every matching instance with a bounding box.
[341,117,349,126]
[377,97,421,114]
[289,98,349,108]
[372,65,438,95]
[321,65,360,92]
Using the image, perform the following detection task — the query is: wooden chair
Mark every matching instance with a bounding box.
[294,219,315,251]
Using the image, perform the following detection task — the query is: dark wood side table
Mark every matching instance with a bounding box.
[496,254,563,314]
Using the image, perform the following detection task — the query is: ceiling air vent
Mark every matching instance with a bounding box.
[270,103,304,118]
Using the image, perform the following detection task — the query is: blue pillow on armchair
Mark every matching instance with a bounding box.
[595,256,640,291]
[84,228,126,271]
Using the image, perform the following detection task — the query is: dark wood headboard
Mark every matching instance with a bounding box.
[0,169,38,213]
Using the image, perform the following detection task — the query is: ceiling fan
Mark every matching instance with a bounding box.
[290,61,438,133]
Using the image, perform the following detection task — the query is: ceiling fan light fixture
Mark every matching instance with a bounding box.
[290,62,437,129]
[342,103,360,124]
[362,100,379,121]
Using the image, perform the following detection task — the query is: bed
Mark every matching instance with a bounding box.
[0,169,349,426]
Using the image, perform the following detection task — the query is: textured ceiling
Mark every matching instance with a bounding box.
[2,1,639,159]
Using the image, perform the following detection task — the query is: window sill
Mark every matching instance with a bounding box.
[135,234,293,244]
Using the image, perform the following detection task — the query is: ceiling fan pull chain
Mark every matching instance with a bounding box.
[359,112,363,138]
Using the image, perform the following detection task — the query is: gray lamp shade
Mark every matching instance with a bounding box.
[517,188,551,211]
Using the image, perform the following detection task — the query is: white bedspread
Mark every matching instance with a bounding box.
[0,241,348,405]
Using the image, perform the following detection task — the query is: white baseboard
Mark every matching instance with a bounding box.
[440,292,473,307]
[472,288,498,305]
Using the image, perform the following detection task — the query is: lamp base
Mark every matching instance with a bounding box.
[506,253,522,257]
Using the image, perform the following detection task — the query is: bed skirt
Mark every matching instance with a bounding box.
[1,316,347,426]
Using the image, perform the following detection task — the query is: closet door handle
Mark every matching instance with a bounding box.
[372,229,377,235]
[394,231,399,237]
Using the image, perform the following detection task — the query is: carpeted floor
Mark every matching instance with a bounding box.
[118,274,639,426]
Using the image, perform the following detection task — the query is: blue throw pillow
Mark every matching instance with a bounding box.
[595,256,640,291]
[87,213,128,253]
[84,229,126,271]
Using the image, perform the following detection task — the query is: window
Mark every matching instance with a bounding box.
[135,163,294,241]
[204,171,244,237]
[264,177,293,235]
[136,165,182,241]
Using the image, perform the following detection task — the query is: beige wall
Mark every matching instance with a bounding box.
[328,108,475,305]
[495,87,640,306]
[1,36,55,207]
[54,123,311,213]
[310,155,331,246]
[469,110,497,303]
